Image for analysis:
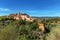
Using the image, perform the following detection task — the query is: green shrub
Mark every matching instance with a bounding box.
[45,23,60,40]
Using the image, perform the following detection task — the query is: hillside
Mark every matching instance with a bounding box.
[0,13,60,40]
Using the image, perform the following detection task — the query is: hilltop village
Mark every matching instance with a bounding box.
[10,13,34,22]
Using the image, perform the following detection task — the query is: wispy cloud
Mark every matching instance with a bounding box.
[23,10,60,17]
[26,10,55,14]
[0,8,10,11]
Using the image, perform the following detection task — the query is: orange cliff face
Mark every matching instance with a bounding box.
[38,23,45,32]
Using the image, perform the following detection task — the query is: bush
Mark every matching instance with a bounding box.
[45,23,60,40]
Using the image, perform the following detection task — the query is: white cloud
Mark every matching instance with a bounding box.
[0,8,10,11]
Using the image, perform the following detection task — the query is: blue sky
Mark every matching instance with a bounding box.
[0,0,60,17]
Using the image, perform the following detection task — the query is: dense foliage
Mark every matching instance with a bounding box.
[0,15,60,40]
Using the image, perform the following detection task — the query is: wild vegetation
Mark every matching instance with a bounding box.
[0,13,60,40]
